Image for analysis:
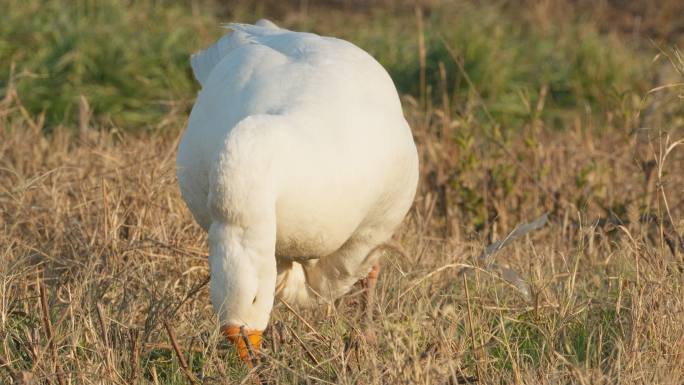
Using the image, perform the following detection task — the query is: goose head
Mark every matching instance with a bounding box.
[208,224,276,363]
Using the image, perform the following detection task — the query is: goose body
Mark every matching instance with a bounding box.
[176,20,418,351]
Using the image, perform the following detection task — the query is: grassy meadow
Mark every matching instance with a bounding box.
[2,0,684,383]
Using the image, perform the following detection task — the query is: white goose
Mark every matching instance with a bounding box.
[176,19,418,362]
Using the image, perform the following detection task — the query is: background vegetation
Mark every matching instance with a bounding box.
[1,0,684,384]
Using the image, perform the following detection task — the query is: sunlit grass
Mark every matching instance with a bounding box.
[1,1,683,384]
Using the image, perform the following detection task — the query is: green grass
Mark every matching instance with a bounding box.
[0,0,649,132]
[0,0,216,131]
[330,4,648,130]
[489,306,627,371]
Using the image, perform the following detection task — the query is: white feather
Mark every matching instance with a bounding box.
[177,20,419,330]
[190,19,282,86]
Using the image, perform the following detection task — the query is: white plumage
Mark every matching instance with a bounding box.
[176,20,418,334]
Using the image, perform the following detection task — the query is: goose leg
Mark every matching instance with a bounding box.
[361,263,380,345]
[303,236,379,303]
[364,263,381,322]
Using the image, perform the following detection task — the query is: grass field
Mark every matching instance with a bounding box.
[2,0,684,384]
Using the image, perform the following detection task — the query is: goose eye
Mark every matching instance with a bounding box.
[252,296,258,304]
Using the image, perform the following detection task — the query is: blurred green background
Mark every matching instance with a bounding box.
[1,0,682,132]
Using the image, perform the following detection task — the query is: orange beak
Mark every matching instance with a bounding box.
[222,325,263,364]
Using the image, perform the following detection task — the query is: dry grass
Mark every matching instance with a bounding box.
[2,68,684,384]
[2,1,684,384]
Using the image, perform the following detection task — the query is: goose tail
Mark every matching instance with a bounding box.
[190,19,280,86]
